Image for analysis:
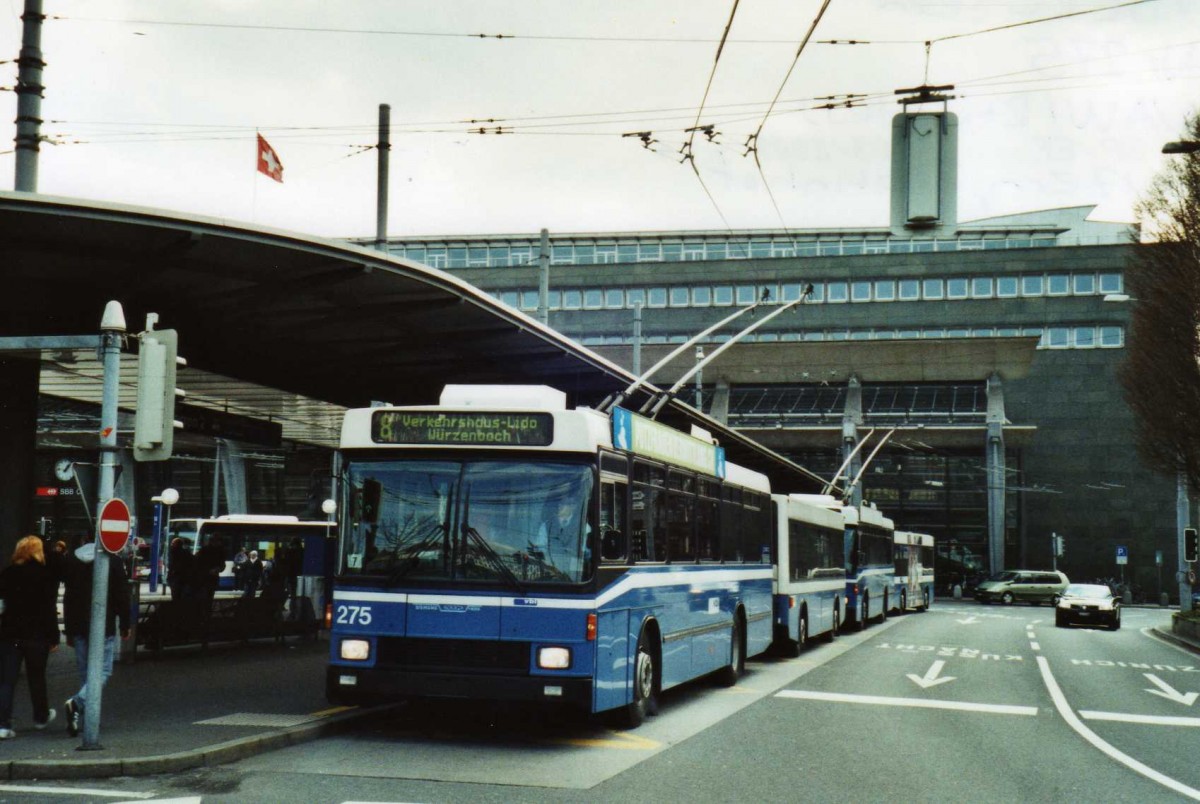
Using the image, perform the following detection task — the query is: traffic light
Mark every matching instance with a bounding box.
[133,327,185,462]
[1185,528,1198,564]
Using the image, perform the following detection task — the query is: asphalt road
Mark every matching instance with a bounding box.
[5,601,1197,803]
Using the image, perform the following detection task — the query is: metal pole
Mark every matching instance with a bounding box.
[82,301,125,749]
[694,346,704,409]
[148,501,163,594]
[1178,472,1192,612]
[375,103,390,252]
[14,0,46,192]
[211,439,222,518]
[537,228,550,325]
[631,302,643,376]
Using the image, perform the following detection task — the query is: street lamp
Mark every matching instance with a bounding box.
[321,498,337,540]
[148,487,179,594]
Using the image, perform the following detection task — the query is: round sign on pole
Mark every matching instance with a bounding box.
[97,497,132,554]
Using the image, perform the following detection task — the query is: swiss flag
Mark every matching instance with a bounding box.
[256,133,284,183]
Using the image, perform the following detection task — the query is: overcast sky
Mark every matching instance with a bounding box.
[2,0,1197,239]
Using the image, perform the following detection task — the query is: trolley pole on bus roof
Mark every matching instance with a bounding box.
[597,291,776,416]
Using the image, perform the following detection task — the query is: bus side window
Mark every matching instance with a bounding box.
[600,480,627,562]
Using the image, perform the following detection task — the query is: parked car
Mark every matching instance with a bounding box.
[975,569,1070,605]
[1056,583,1121,630]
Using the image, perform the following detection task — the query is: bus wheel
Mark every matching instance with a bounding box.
[617,634,658,728]
[880,594,888,622]
[716,616,744,687]
[797,612,808,653]
[899,590,907,614]
[856,596,868,631]
[921,589,931,611]
[824,604,838,642]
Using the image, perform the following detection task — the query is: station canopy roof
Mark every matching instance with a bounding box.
[1,191,834,492]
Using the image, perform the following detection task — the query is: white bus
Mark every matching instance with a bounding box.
[771,493,847,655]
[892,530,935,613]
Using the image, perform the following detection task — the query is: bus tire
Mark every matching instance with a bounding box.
[856,596,868,631]
[823,603,838,642]
[899,590,907,614]
[716,614,744,687]
[921,589,931,611]
[776,622,800,658]
[796,609,808,653]
[616,631,659,728]
[880,593,888,622]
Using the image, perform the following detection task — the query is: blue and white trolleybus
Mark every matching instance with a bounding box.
[770,493,846,654]
[326,385,776,726]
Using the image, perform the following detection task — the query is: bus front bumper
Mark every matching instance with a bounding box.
[326,666,593,708]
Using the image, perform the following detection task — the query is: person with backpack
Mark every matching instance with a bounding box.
[62,536,130,738]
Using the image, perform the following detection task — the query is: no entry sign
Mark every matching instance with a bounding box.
[97,497,132,553]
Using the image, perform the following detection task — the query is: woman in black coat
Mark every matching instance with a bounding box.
[0,535,62,738]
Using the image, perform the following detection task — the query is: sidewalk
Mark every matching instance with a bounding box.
[0,632,382,781]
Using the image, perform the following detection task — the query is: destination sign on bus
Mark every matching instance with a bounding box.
[372,410,554,446]
[612,407,726,478]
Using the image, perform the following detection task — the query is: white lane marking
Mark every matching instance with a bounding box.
[1081,710,1200,727]
[956,616,980,624]
[1030,642,1041,651]
[1036,655,1200,801]
[0,784,155,799]
[775,689,1037,716]
[1144,674,1199,706]
[906,660,956,689]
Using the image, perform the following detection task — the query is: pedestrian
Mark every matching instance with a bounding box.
[193,537,225,604]
[0,535,62,738]
[242,550,263,598]
[62,535,130,738]
[167,537,193,603]
[233,547,249,591]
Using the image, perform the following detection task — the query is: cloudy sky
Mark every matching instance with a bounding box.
[2,0,1197,239]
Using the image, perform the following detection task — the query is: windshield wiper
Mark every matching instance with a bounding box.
[384,522,450,583]
[462,525,525,593]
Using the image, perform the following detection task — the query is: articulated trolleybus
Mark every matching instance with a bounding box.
[892,530,935,613]
[327,385,774,726]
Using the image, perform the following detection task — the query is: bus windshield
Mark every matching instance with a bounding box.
[342,459,595,585]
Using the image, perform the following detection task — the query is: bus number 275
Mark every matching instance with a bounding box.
[335,605,373,626]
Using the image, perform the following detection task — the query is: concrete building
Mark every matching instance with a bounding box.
[368,110,1168,598]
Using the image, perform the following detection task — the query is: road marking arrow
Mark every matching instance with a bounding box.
[956,616,980,624]
[1144,674,1199,706]
[907,659,956,689]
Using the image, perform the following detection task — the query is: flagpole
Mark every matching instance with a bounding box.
[251,129,259,223]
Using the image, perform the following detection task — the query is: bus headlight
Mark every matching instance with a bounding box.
[340,639,371,661]
[538,646,571,669]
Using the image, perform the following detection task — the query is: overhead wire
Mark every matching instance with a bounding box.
[741,0,836,236]
[679,0,745,243]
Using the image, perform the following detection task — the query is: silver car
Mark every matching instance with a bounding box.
[1056,583,1120,630]
[975,569,1069,605]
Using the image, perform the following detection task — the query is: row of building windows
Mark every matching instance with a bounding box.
[493,272,1124,312]
[387,232,1129,269]
[573,324,1124,350]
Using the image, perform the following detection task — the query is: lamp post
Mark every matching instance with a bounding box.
[1161,138,1200,610]
[148,488,179,594]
